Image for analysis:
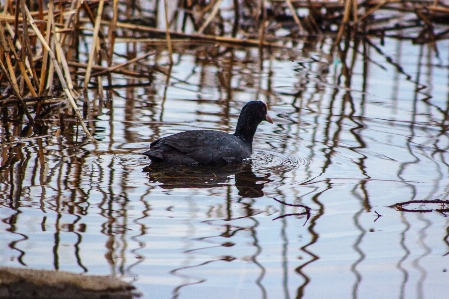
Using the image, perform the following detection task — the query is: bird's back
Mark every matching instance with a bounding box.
[143,130,252,165]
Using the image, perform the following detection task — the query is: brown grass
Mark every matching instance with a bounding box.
[0,0,448,140]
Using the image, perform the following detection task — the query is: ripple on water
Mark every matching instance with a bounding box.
[250,150,311,173]
[114,151,311,177]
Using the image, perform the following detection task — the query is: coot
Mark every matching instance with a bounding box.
[143,101,273,165]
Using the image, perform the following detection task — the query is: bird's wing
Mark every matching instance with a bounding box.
[159,131,246,163]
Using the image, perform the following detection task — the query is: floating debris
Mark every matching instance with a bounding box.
[390,199,449,215]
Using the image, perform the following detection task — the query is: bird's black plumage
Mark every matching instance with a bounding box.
[143,101,273,165]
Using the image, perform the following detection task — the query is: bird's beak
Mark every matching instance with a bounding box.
[265,114,273,124]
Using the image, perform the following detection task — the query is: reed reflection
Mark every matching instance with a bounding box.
[288,29,449,298]
[0,17,448,298]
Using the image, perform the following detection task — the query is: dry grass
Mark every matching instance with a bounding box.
[0,0,448,140]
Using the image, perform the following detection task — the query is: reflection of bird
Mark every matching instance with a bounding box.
[143,163,271,198]
[143,101,273,165]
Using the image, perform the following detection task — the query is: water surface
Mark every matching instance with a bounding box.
[1,37,449,298]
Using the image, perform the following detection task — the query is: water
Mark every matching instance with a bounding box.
[1,37,449,298]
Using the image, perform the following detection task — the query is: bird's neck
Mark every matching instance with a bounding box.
[234,117,259,144]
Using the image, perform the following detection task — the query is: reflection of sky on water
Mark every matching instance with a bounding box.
[1,36,449,298]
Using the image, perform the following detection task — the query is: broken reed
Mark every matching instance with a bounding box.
[0,0,448,140]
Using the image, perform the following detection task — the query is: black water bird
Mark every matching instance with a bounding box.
[143,101,273,165]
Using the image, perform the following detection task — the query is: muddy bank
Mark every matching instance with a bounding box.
[0,267,140,299]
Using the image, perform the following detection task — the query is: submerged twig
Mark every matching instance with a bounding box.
[272,198,311,225]
[390,199,449,213]
[374,211,382,222]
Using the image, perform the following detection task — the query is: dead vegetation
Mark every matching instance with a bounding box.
[0,0,448,140]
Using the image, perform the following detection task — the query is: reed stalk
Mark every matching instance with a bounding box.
[83,0,105,90]
[24,5,94,139]
[197,0,223,34]
[163,0,174,64]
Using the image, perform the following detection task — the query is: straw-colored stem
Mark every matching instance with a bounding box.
[285,0,304,34]
[352,0,358,23]
[7,38,37,97]
[45,36,55,94]
[358,0,389,22]
[60,0,79,46]
[0,59,35,124]
[160,64,173,122]
[53,19,76,94]
[415,7,433,27]
[163,0,174,64]
[3,16,36,91]
[258,0,266,70]
[14,0,19,46]
[107,0,118,66]
[335,0,353,44]
[84,18,286,48]
[81,1,106,42]
[68,61,146,78]
[91,50,156,77]
[20,0,39,90]
[38,0,53,95]
[24,5,94,140]
[197,0,222,34]
[37,0,44,35]
[427,6,449,13]
[2,52,19,94]
[97,75,104,101]
[83,0,104,89]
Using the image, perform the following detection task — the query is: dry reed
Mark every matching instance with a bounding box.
[0,0,448,141]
